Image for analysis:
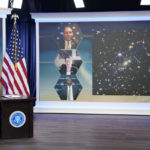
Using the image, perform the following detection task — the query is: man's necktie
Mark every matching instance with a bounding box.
[67,41,71,49]
[67,86,71,100]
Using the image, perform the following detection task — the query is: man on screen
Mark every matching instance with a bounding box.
[59,26,78,50]
[60,78,79,100]
[59,57,78,75]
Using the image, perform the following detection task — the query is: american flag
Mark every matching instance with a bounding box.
[0,25,30,96]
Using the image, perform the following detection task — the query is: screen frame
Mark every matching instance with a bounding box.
[31,11,150,115]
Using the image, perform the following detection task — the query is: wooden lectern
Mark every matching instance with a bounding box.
[0,96,36,139]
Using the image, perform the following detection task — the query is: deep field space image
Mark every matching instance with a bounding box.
[93,21,150,95]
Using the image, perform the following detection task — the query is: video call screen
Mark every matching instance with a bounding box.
[39,21,150,102]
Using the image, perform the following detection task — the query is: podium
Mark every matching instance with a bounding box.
[0,96,36,139]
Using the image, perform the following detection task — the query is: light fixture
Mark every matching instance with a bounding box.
[0,0,9,8]
[140,0,150,5]
[12,0,23,9]
[73,0,85,8]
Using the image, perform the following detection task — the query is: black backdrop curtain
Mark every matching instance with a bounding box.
[6,10,36,97]
[26,0,76,12]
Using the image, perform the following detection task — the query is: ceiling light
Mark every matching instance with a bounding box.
[0,0,9,8]
[12,0,23,9]
[73,0,85,8]
[140,0,150,5]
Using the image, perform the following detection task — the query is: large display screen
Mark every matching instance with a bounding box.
[39,21,150,102]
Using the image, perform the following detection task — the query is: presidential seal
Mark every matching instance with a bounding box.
[9,111,26,128]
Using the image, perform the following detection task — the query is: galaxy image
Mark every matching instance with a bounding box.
[93,21,150,95]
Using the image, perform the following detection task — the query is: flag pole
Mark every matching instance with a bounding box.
[11,14,19,71]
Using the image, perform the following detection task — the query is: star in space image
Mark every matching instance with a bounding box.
[93,24,150,95]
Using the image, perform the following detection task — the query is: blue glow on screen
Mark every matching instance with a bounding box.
[36,16,150,23]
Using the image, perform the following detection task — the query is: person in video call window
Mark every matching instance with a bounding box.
[61,78,79,100]
[59,56,78,75]
[60,26,78,50]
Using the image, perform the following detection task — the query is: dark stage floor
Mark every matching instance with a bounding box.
[0,114,150,150]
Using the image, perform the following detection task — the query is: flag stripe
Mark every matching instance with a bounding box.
[3,57,20,95]
[4,57,14,80]
[0,74,13,94]
[1,67,15,94]
[1,70,15,94]
[19,59,30,92]
[21,59,28,82]
[4,55,22,95]
[0,78,9,94]
[17,62,30,96]
[14,75,23,95]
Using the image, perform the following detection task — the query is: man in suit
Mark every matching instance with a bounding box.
[59,57,78,75]
[59,26,79,49]
[60,78,79,100]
